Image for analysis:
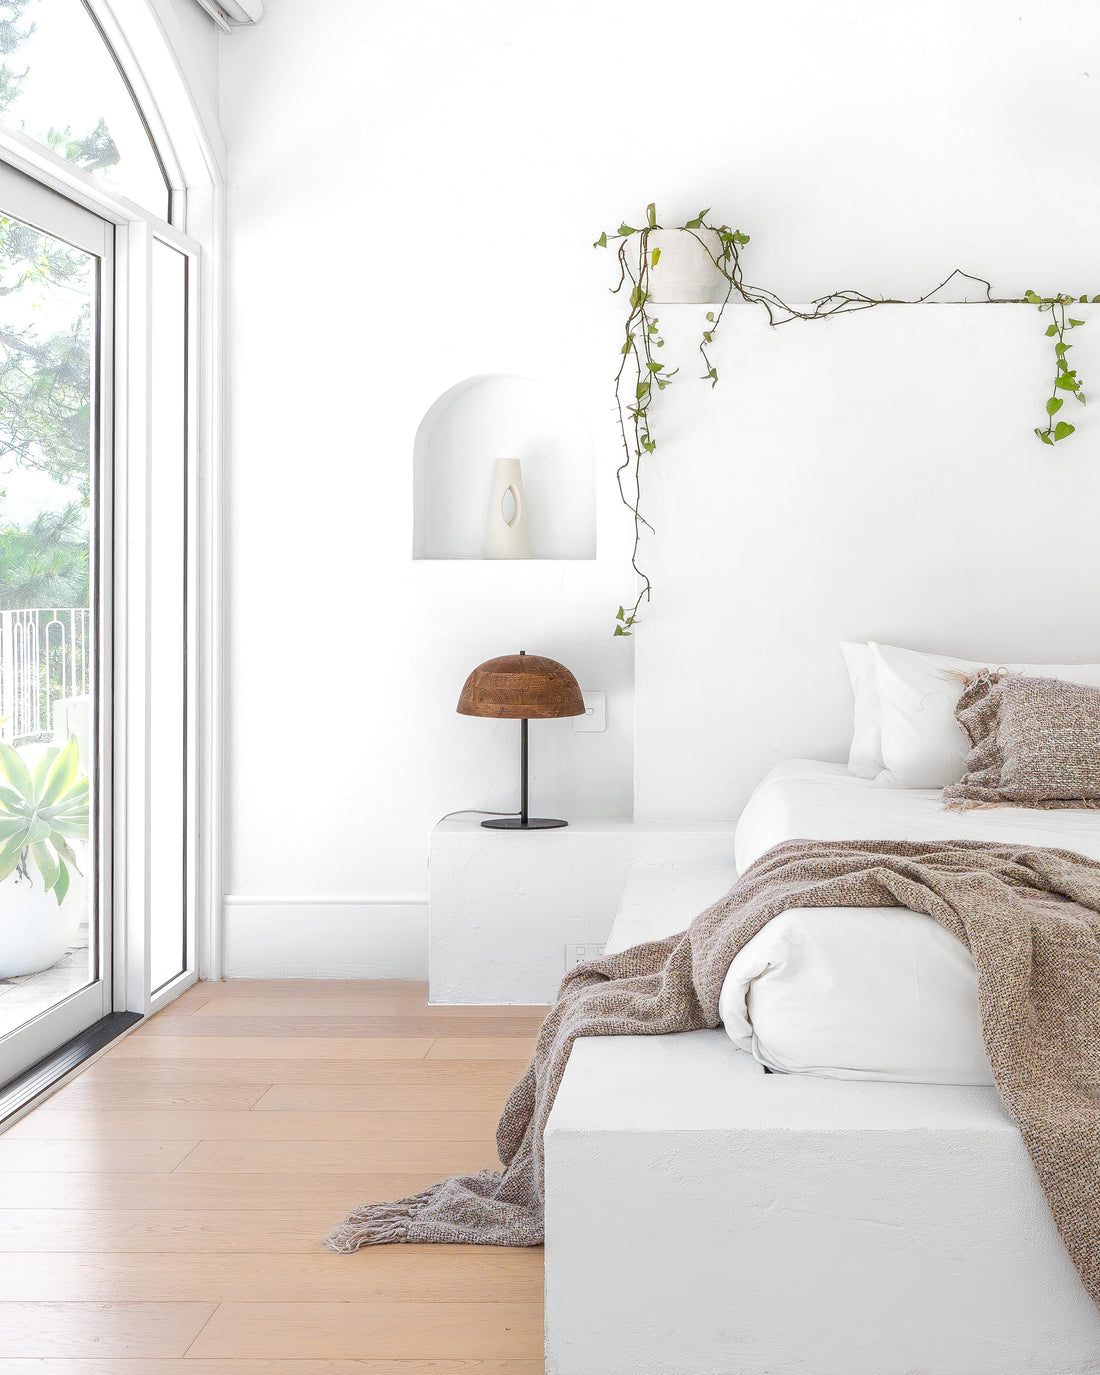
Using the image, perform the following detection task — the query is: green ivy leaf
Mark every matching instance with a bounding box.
[594,232,608,248]
[1046,396,1064,416]
[1025,289,1040,303]
[647,362,664,372]
[1053,420,1076,441]
[1092,296,1100,304]
[646,202,657,227]
[1055,343,1070,357]
[636,381,651,399]
[705,312,715,322]
[618,223,636,236]
[733,231,750,245]
[703,331,713,343]
[1056,374,1080,389]
[1045,324,1059,337]
[1036,428,1055,444]
[651,247,661,267]
[1069,318,1085,327]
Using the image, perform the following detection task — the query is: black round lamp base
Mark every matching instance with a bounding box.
[481,817,568,830]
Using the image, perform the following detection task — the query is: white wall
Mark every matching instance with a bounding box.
[217,0,1100,974]
[634,303,1100,819]
[157,0,220,113]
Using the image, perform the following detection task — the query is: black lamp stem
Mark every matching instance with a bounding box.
[520,718,529,826]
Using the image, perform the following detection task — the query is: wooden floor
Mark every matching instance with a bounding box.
[0,979,549,1373]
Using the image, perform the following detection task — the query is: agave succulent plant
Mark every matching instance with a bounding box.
[0,736,88,905]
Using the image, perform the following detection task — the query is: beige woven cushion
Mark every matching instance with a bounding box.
[944,673,1100,811]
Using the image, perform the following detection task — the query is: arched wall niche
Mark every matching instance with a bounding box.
[413,374,596,560]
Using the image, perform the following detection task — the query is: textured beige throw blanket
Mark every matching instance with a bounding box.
[326,838,1100,1309]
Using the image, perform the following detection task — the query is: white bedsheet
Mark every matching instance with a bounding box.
[718,759,1100,1084]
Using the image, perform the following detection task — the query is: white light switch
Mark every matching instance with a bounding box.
[574,690,606,732]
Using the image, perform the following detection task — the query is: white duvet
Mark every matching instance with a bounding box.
[718,759,1100,1085]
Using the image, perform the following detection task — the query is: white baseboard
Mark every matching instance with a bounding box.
[221,896,428,979]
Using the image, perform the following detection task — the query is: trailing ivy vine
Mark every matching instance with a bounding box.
[596,204,1096,635]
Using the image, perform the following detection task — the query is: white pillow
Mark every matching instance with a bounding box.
[840,641,881,778]
[870,641,1100,788]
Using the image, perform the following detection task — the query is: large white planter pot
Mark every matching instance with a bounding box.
[644,228,734,304]
[0,870,85,979]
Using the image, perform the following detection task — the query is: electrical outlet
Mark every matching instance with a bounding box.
[565,942,607,970]
[574,690,606,732]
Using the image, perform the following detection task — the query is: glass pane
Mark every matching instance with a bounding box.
[148,237,186,992]
[0,208,98,1037]
[0,0,169,218]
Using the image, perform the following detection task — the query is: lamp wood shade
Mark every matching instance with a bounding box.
[457,653,585,720]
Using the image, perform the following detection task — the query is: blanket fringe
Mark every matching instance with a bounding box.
[324,1171,506,1252]
[325,1184,442,1252]
[325,1202,418,1251]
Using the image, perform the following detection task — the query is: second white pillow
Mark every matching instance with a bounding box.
[871,642,1100,788]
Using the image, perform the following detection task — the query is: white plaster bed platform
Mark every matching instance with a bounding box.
[544,864,1100,1375]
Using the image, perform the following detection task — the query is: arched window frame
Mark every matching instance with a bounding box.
[0,0,226,1010]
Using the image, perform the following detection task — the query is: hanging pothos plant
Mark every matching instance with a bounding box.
[596,203,1097,636]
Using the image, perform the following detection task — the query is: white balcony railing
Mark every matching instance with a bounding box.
[0,608,91,743]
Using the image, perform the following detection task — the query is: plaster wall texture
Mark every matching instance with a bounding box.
[546,1040,1100,1375]
[428,822,735,1003]
[217,0,1100,971]
[545,872,1100,1373]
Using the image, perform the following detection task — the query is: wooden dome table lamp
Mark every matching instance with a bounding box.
[457,650,585,829]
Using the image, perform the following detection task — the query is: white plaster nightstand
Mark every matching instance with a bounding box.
[428,817,735,1005]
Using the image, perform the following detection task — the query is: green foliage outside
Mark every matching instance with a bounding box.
[0,0,119,611]
[0,733,88,904]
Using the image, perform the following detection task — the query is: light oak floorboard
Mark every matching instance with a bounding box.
[0,1139,197,1172]
[0,979,544,1367]
[71,1057,529,1086]
[0,1249,543,1303]
[0,1208,356,1252]
[193,996,548,1018]
[174,1139,499,1175]
[0,1171,447,1211]
[109,1037,434,1060]
[139,1015,546,1038]
[28,1081,271,1111]
[426,1039,537,1061]
[6,1109,502,1141]
[252,1084,514,1112]
[0,1303,215,1358]
[0,1362,544,1375]
[188,1302,544,1361]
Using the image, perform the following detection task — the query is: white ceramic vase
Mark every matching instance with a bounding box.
[0,866,86,979]
[484,457,531,559]
[644,228,732,304]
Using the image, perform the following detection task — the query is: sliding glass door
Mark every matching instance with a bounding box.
[0,161,112,1083]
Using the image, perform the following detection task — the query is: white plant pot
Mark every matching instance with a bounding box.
[0,867,86,979]
[644,228,733,304]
